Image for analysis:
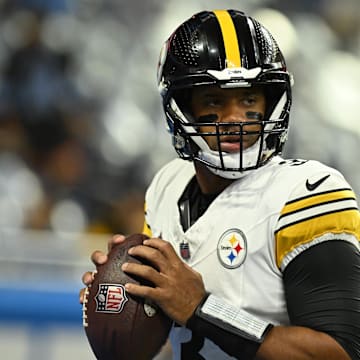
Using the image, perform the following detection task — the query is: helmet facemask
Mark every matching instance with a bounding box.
[164,74,290,179]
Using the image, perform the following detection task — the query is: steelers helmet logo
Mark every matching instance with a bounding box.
[217,229,247,269]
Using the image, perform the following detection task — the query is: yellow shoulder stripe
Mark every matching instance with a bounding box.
[281,189,355,216]
[276,208,360,268]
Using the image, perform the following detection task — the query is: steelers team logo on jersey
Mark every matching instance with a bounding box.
[217,229,247,269]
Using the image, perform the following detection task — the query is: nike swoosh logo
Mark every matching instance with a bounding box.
[306,174,330,191]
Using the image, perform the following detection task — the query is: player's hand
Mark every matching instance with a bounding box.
[121,237,207,326]
[79,234,127,304]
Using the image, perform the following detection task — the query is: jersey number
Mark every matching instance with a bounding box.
[280,159,308,167]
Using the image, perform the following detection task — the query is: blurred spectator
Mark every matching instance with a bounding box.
[20,108,88,228]
[2,10,74,111]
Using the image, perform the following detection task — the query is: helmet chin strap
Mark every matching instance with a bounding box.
[189,112,265,179]
[198,139,262,179]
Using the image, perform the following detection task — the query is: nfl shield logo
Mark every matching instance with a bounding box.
[95,284,128,313]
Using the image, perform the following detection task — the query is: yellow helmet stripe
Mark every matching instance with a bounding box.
[213,10,241,68]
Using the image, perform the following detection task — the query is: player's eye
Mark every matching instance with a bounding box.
[202,95,223,108]
[242,96,257,106]
[197,114,218,123]
[207,100,221,107]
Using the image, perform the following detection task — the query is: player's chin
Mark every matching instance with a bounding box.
[212,139,256,153]
[219,142,250,153]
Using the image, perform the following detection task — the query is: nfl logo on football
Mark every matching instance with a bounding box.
[95,284,128,313]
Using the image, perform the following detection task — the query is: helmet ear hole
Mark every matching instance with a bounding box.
[172,118,199,160]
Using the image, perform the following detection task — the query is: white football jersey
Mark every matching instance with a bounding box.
[142,156,360,360]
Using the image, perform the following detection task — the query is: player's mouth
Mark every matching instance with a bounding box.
[220,141,241,153]
[219,136,252,153]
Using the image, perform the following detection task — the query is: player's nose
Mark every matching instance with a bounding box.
[220,100,247,123]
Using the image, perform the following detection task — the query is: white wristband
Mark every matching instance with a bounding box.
[200,294,271,341]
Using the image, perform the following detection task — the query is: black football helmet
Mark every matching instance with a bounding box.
[157,9,293,178]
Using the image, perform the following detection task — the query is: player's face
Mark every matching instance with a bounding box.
[191,86,266,153]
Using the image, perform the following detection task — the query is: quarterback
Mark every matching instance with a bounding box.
[81,9,360,359]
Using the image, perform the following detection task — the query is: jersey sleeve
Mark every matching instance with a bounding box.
[275,169,360,271]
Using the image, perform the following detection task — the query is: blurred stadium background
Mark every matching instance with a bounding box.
[0,0,359,359]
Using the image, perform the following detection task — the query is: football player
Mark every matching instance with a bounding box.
[81,9,360,359]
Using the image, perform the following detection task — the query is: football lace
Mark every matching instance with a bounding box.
[82,286,90,328]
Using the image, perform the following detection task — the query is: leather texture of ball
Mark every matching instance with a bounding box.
[83,233,172,360]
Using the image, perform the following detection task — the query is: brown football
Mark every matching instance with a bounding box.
[83,233,172,360]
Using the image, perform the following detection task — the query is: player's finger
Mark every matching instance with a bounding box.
[91,250,108,265]
[128,244,167,271]
[108,234,126,252]
[124,281,159,302]
[122,262,164,287]
[79,287,87,304]
[143,238,179,262]
[82,270,97,285]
